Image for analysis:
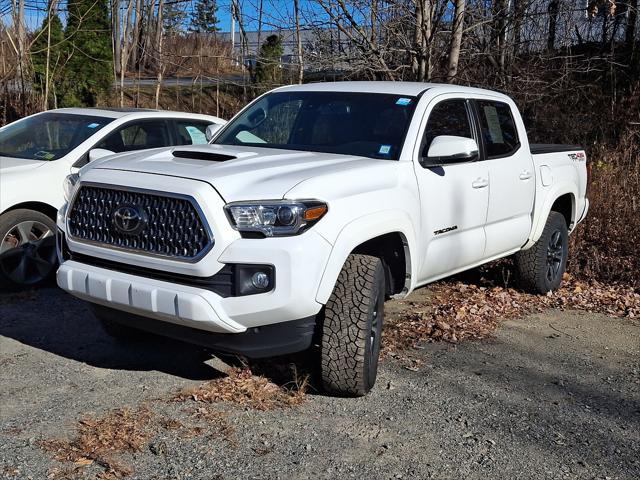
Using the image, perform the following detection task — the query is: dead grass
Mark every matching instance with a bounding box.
[174,367,308,411]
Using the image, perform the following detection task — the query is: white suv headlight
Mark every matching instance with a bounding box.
[225,200,328,237]
[63,173,80,202]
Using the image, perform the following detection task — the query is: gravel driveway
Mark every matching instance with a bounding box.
[1,286,638,479]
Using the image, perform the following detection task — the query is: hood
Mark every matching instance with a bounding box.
[90,145,391,202]
[0,156,48,173]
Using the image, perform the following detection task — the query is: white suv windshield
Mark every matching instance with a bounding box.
[0,112,112,161]
[214,91,418,160]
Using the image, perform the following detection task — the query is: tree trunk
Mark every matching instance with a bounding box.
[547,0,559,51]
[154,0,164,109]
[626,0,638,50]
[447,0,466,83]
[294,0,304,84]
[113,0,121,78]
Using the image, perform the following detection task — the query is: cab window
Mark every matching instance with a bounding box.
[422,99,473,155]
[476,100,519,158]
[175,121,210,145]
[97,120,170,153]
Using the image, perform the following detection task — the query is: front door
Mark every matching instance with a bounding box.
[414,97,489,283]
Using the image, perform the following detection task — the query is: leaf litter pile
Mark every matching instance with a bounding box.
[39,368,307,478]
[39,406,154,479]
[382,260,639,356]
[174,367,308,411]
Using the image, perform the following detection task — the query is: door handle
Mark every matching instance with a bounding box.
[519,170,532,180]
[472,178,489,189]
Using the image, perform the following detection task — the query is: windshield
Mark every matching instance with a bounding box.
[0,112,112,161]
[214,91,418,160]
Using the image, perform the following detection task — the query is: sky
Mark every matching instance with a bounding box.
[1,0,325,33]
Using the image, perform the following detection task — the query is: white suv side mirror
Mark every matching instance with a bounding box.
[425,136,479,164]
[88,148,115,162]
[205,124,223,142]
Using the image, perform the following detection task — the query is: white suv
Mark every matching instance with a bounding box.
[0,108,224,286]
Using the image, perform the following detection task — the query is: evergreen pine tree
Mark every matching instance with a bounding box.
[65,0,113,106]
[254,34,284,88]
[164,3,187,35]
[190,0,219,34]
[31,10,66,105]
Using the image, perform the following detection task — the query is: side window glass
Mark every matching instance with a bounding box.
[423,99,472,154]
[97,121,170,153]
[175,121,209,145]
[476,101,519,158]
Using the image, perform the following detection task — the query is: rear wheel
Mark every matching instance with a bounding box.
[319,254,385,397]
[515,211,568,294]
[0,209,57,288]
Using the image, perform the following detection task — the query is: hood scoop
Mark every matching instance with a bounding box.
[172,149,237,162]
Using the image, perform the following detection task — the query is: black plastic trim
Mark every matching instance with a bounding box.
[92,304,316,358]
[530,144,583,155]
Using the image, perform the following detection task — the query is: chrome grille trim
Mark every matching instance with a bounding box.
[66,182,214,263]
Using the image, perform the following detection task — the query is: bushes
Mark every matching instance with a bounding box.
[569,129,640,287]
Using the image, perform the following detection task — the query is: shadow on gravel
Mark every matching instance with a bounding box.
[0,286,223,381]
[428,324,639,478]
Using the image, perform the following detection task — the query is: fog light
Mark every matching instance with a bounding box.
[251,271,270,289]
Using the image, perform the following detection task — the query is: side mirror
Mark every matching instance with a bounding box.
[205,123,223,142]
[88,148,115,162]
[424,136,479,165]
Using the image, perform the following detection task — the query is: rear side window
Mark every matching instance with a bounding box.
[423,99,472,154]
[97,120,170,153]
[175,121,210,145]
[476,101,519,158]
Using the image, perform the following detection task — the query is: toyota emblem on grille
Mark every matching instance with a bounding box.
[112,204,147,235]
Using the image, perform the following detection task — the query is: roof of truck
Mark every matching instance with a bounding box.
[275,81,510,99]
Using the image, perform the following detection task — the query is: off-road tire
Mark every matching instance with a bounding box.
[320,254,385,397]
[515,211,568,294]
[91,304,146,341]
[0,209,57,288]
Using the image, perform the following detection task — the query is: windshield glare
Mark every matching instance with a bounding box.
[214,91,418,160]
[0,112,112,161]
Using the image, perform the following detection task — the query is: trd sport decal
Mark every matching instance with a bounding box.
[434,225,458,235]
[568,152,586,161]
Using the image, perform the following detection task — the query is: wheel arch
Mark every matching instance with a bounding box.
[525,185,577,249]
[315,211,417,304]
[1,201,58,221]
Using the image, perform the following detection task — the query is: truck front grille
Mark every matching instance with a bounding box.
[67,184,213,260]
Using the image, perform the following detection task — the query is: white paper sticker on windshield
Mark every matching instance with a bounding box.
[483,106,504,144]
[87,123,100,129]
[185,126,207,144]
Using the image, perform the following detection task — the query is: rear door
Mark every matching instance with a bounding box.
[414,96,489,282]
[473,99,535,258]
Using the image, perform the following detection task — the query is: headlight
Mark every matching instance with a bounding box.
[63,173,80,202]
[225,200,328,237]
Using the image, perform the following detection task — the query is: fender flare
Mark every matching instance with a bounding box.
[315,210,418,304]
[525,182,577,249]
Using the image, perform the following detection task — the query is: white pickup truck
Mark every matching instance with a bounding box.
[56,82,588,396]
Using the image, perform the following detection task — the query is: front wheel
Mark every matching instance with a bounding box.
[319,254,385,397]
[0,209,57,288]
[515,211,568,294]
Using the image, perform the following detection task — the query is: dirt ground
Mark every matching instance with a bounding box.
[0,285,638,479]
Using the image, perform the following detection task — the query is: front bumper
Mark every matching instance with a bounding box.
[57,229,332,335]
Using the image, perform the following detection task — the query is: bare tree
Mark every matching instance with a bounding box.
[447,0,466,83]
